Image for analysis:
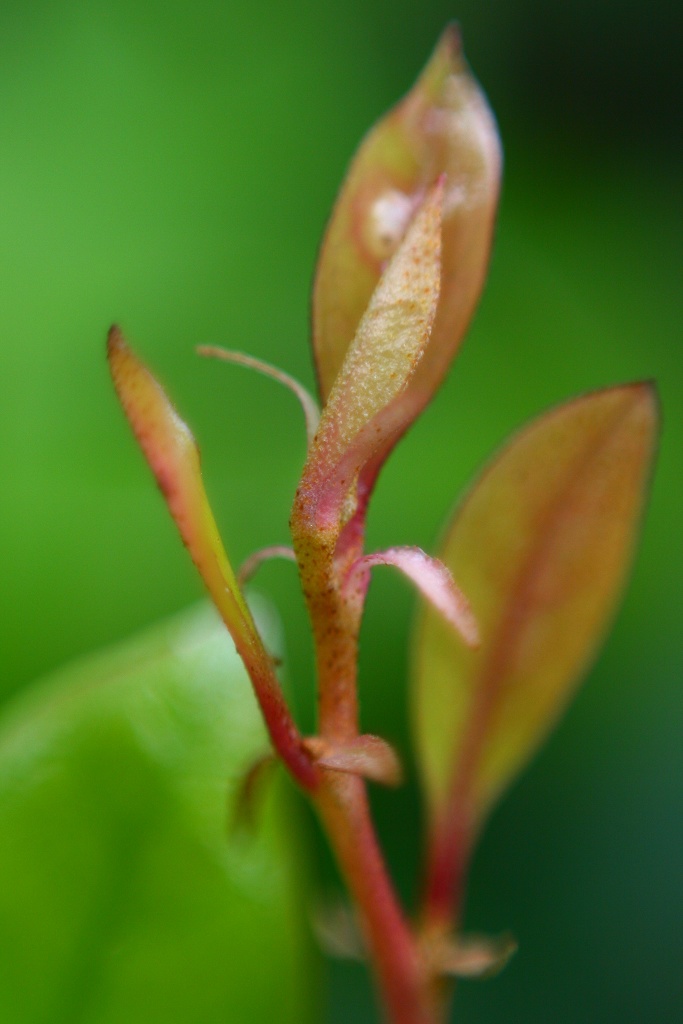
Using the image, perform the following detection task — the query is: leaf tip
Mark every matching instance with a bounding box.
[629,378,660,421]
[106,324,127,370]
[432,22,464,73]
[611,378,661,469]
[107,322,123,347]
[460,608,481,650]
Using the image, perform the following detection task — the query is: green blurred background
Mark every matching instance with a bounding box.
[1,0,681,1021]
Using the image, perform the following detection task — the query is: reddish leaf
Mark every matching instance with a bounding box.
[108,327,316,789]
[108,328,252,642]
[312,24,501,413]
[350,546,479,648]
[413,384,659,918]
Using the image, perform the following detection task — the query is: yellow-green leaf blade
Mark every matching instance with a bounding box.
[312,24,501,406]
[294,183,442,538]
[414,383,659,839]
[107,326,251,636]
[108,328,316,788]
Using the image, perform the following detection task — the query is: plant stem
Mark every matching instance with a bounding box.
[315,774,439,1024]
[421,804,472,936]
[292,509,445,1021]
[311,592,440,1023]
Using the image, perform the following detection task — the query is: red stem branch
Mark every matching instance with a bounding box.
[315,774,439,1024]
[291,496,447,1021]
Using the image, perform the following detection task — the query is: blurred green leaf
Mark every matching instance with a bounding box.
[413,384,659,884]
[0,602,317,1024]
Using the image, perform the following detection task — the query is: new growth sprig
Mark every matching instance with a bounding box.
[109,26,658,1024]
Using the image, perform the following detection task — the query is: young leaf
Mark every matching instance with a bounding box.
[0,604,317,1024]
[413,384,659,916]
[293,182,442,541]
[107,327,254,643]
[312,24,501,409]
[349,546,479,649]
[108,327,316,788]
[304,734,403,787]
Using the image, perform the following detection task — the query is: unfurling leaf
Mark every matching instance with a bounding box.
[293,182,442,542]
[413,384,659,876]
[312,23,501,411]
[108,327,316,789]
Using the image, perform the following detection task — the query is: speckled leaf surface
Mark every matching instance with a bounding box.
[294,184,442,539]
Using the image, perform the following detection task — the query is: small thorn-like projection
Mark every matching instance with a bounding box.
[231,752,277,834]
[351,546,479,649]
[304,734,403,787]
[238,545,297,586]
[424,932,518,979]
[311,900,365,962]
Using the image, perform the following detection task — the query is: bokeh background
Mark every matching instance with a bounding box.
[1,1,681,1021]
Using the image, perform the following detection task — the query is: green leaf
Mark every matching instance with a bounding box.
[413,384,659,891]
[0,603,317,1024]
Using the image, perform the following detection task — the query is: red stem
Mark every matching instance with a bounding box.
[421,803,473,935]
[311,569,440,1020]
[242,652,320,791]
[315,774,438,1024]
[292,497,445,1021]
